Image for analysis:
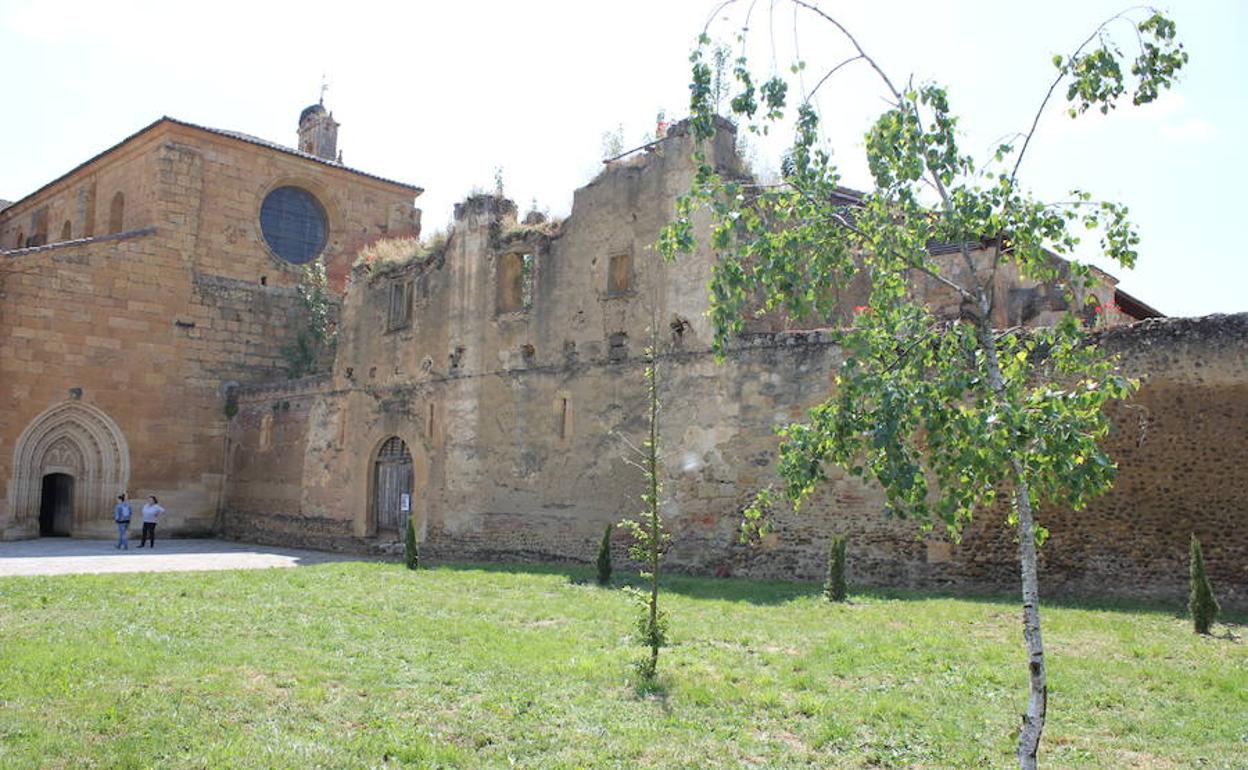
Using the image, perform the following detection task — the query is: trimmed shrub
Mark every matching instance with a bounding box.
[405,517,420,571]
[1189,534,1219,634]
[825,535,848,602]
[596,523,613,586]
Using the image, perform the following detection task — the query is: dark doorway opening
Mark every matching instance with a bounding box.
[39,473,74,537]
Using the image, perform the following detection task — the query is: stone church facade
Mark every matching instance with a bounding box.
[3,109,1244,609]
[0,105,419,539]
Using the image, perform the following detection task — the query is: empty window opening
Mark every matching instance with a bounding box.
[60,220,72,241]
[260,276,268,286]
[496,252,534,314]
[426,402,435,439]
[15,231,24,249]
[108,192,125,234]
[607,251,633,295]
[387,280,413,331]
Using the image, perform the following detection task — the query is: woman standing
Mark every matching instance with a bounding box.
[138,496,164,548]
[113,493,132,549]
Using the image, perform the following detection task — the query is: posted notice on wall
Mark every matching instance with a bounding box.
[400,493,411,512]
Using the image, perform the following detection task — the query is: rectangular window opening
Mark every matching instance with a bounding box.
[607,252,632,295]
[497,252,535,314]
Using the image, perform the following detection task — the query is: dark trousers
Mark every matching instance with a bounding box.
[139,522,156,547]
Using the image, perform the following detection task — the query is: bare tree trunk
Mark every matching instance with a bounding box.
[978,323,1048,770]
[1010,461,1048,770]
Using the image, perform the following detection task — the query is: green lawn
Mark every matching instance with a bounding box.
[0,562,1242,769]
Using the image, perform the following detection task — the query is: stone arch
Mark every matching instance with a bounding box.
[10,401,130,536]
[361,432,428,541]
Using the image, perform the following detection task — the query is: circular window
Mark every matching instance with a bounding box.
[259,186,328,264]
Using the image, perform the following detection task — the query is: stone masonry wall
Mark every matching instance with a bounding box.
[224,312,1248,609]
[221,122,1245,609]
[0,116,412,539]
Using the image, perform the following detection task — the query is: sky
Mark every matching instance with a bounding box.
[1,0,1243,317]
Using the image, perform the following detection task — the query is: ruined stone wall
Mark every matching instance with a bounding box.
[221,123,1246,608]
[224,311,1247,608]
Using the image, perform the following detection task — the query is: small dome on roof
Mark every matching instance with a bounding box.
[299,102,327,126]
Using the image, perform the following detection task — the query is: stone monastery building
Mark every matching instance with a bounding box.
[2,105,1244,609]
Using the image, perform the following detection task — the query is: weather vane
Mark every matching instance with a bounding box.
[319,75,329,106]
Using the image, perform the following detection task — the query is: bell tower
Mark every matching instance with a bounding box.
[297,97,340,161]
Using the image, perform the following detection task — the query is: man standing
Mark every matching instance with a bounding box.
[113,493,132,550]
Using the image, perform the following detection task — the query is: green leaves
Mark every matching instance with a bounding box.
[661,13,1168,544]
[1060,11,1188,117]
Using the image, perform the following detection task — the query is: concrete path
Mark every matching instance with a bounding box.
[0,538,363,577]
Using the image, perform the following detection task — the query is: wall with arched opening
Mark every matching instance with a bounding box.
[6,401,130,538]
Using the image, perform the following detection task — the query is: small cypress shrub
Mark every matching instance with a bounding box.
[1189,534,1219,634]
[404,517,420,571]
[825,535,848,602]
[596,523,613,586]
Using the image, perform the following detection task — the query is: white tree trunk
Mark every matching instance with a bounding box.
[978,324,1048,769]
[1011,461,1048,770]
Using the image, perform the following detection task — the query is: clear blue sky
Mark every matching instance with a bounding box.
[2,1,1242,317]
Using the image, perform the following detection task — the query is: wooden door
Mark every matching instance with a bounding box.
[374,437,413,535]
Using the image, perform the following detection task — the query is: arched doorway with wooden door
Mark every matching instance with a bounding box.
[372,436,413,539]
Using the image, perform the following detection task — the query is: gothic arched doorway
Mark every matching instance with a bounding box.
[11,401,130,538]
[39,473,75,536]
[373,437,413,537]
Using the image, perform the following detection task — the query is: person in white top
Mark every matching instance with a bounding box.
[137,495,165,548]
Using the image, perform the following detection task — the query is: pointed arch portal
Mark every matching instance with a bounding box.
[10,401,130,536]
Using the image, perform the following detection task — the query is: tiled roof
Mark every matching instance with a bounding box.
[0,117,422,216]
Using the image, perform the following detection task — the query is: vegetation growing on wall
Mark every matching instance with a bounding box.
[355,231,450,276]
[282,260,337,378]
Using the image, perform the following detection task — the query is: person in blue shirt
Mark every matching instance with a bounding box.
[113,493,132,550]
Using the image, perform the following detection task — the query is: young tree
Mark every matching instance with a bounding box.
[619,345,670,680]
[404,515,420,571]
[660,5,1185,767]
[596,522,614,586]
[824,535,848,603]
[1189,534,1219,635]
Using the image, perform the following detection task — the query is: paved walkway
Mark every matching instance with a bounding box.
[0,537,362,577]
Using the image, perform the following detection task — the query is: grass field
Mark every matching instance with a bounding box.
[0,561,1243,769]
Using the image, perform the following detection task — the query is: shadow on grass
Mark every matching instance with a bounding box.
[407,558,1248,621]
